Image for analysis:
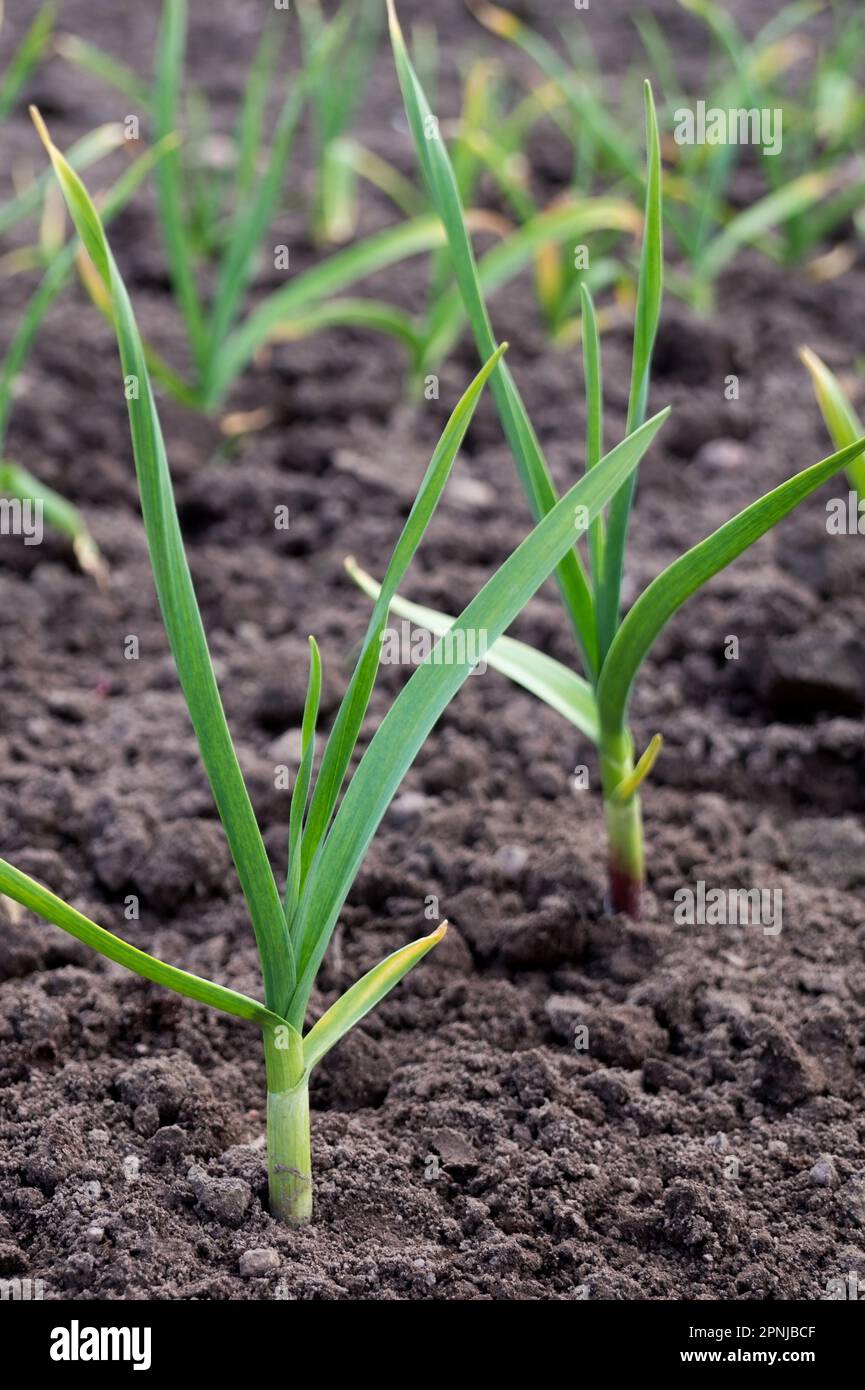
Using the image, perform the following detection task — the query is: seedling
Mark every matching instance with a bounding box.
[60,1,642,405]
[297,0,383,245]
[347,3,865,921]
[0,112,666,1223]
[0,148,174,583]
[468,0,860,312]
[0,3,129,265]
[324,38,639,357]
[251,34,642,393]
[0,14,171,578]
[59,0,450,413]
[673,0,865,274]
[0,0,54,122]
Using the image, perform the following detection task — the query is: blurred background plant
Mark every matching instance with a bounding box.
[55,0,647,408]
[4,0,865,446]
[467,0,865,311]
[59,0,411,413]
[0,0,155,579]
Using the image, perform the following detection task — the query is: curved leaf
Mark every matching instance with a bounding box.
[0,461,105,584]
[697,171,828,287]
[421,197,641,370]
[345,557,599,743]
[33,108,294,1016]
[210,215,447,405]
[0,123,124,238]
[303,923,447,1072]
[288,406,669,1027]
[267,297,423,365]
[0,858,283,1030]
[597,433,865,737]
[800,346,865,496]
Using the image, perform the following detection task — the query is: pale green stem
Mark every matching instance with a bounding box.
[599,724,645,919]
[263,1025,312,1226]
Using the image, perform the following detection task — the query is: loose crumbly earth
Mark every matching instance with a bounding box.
[1,0,864,1300]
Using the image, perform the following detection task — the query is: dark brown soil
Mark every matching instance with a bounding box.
[1,0,865,1301]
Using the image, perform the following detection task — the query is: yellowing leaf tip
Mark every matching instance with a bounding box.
[29,105,53,155]
[798,347,830,391]
[385,0,402,42]
[471,2,519,39]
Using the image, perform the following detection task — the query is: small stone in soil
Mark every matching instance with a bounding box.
[122,1155,141,1182]
[387,790,433,829]
[809,1156,837,1188]
[187,1164,252,1226]
[268,728,304,765]
[493,844,529,880]
[693,438,749,471]
[428,1127,478,1174]
[239,1247,280,1277]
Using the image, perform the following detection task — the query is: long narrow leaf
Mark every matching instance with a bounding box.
[207,70,308,367]
[266,298,423,367]
[800,346,865,496]
[285,637,321,930]
[468,1,639,184]
[206,19,346,372]
[388,0,600,681]
[153,0,208,377]
[0,461,105,583]
[289,407,669,1026]
[299,343,508,886]
[0,1,55,119]
[580,283,605,593]
[232,16,282,204]
[0,123,124,237]
[420,197,641,371]
[345,558,599,743]
[597,81,663,665]
[0,858,284,1030]
[55,33,151,107]
[697,171,828,288]
[210,215,447,405]
[33,109,294,1016]
[0,136,176,447]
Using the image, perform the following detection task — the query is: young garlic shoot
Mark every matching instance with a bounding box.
[466,0,844,315]
[60,2,640,409]
[0,137,173,584]
[0,109,666,1224]
[58,0,447,415]
[297,0,383,246]
[348,2,865,921]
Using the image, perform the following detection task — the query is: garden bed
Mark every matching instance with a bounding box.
[1,0,864,1300]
